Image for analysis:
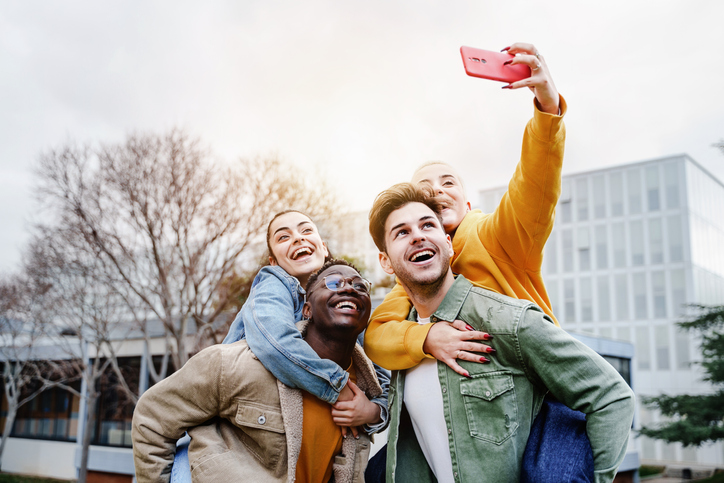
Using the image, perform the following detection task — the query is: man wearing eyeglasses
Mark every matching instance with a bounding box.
[132,260,383,482]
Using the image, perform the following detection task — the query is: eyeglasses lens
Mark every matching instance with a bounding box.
[324,275,370,293]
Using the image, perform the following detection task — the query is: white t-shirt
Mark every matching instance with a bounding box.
[403,316,454,483]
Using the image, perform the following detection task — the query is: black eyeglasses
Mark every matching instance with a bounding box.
[323,274,372,294]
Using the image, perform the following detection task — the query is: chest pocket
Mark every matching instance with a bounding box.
[459,371,518,445]
[233,400,286,468]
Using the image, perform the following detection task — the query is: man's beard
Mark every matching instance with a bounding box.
[390,251,451,300]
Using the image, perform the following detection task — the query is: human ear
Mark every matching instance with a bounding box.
[379,252,395,275]
[269,256,277,266]
[466,201,472,212]
[446,235,454,257]
[321,241,329,257]
[302,302,312,320]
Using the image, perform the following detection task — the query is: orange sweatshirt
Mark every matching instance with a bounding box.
[365,97,566,370]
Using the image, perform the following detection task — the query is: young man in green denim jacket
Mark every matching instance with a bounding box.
[368,183,635,483]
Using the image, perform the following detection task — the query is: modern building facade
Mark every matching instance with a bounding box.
[479,154,724,465]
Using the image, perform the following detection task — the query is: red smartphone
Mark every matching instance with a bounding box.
[460,46,531,83]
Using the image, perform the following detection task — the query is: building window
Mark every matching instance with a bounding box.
[597,275,611,321]
[646,165,661,211]
[675,326,691,370]
[562,229,574,272]
[633,272,648,319]
[670,268,686,317]
[593,175,606,219]
[602,355,632,387]
[564,278,576,322]
[580,277,593,322]
[576,178,589,221]
[655,325,670,371]
[11,381,81,442]
[546,231,557,274]
[559,179,572,223]
[630,220,645,266]
[615,274,629,320]
[612,222,626,268]
[547,279,559,317]
[595,225,608,269]
[667,215,683,262]
[578,227,591,271]
[92,357,141,447]
[617,327,631,343]
[636,326,651,370]
[627,169,642,214]
[649,218,664,264]
[664,162,680,209]
[652,270,667,318]
[609,172,624,216]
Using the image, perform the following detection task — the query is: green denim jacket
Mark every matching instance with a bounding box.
[386,276,635,483]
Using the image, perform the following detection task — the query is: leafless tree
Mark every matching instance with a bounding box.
[34,129,339,383]
[22,229,137,483]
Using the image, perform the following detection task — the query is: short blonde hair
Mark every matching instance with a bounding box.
[411,161,466,190]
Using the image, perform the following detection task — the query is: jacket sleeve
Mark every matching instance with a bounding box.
[480,97,566,272]
[242,272,349,404]
[132,348,224,483]
[517,307,635,483]
[364,281,433,370]
[356,330,391,434]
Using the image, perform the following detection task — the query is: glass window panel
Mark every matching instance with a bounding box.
[597,275,611,321]
[668,215,683,262]
[649,218,663,264]
[576,178,589,221]
[547,279,559,317]
[670,268,686,317]
[636,326,651,370]
[627,169,642,214]
[593,175,606,218]
[564,278,575,322]
[546,231,557,274]
[609,172,624,216]
[617,326,631,342]
[646,165,661,211]
[599,327,612,339]
[562,229,573,272]
[664,162,680,209]
[612,222,626,268]
[633,272,648,319]
[559,179,572,224]
[615,274,629,320]
[595,225,608,269]
[675,326,691,370]
[630,220,645,266]
[652,270,667,318]
[578,227,590,271]
[655,325,670,370]
[581,277,593,322]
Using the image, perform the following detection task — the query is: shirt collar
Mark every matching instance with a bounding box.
[409,274,472,323]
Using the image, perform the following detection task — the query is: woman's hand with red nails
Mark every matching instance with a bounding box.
[501,42,559,115]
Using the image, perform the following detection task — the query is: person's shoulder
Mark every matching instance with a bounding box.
[251,265,302,295]
[463,284,546,331]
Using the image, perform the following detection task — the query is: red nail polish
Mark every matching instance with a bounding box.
[480,356,489,363]
[501,46,510,52]
[466,324,474,331]
[503,60,512,66]
[501,85,512,89]
[485,334,494,340]
[465,373,472,378]
[487,347,496,354]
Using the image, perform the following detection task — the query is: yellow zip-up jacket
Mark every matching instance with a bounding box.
[365,97,566,370]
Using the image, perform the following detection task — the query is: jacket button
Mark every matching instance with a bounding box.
[442,387,447,393]
[448,428,452,435]
[258,415,266,425]
[485,390,491,397]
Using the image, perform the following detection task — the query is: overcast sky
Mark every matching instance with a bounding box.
[1,0,723,273]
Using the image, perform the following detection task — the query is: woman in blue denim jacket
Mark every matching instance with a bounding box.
[171,210,389,482]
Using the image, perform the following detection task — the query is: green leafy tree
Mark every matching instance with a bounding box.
[639,305,724,446]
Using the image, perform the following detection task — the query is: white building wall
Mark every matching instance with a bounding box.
[1,438,77,479]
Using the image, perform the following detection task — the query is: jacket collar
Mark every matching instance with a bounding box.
[410,274,473,324]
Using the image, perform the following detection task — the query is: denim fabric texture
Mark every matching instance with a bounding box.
[521,399,594,483]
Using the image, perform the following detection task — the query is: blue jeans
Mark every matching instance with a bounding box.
[521,399,594,483]
[170,433,191,482]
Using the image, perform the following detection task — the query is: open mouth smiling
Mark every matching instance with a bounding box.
[291,247,313,260]
[409,250,435,263]
[335,300,359,311]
